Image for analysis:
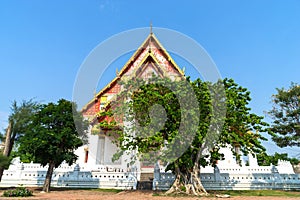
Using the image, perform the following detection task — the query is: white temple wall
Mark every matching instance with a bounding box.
[87,133,99,165]
[277,160,295,174]
[74,146,86,164]
[95,136,105,164]
[103,136,120,165]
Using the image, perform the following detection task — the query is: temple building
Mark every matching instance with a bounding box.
[0,32,298,190]
[80,32,186,170]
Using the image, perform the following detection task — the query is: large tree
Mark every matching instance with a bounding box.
[268,82,300,147]
[100,77,268,195]
[0,99,39,182]
[17,99,88,192]
[164,78,267,195]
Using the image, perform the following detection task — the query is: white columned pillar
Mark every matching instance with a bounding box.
[97,136,105,165]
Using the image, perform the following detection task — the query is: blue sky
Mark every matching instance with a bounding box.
[1,1,300,157]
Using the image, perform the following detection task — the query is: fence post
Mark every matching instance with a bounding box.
[153,161,161,190]
[214,165,221,182]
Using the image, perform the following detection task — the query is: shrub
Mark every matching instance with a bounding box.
[2,187,33,197]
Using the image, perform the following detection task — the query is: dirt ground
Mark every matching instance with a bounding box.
[0,189,300,200]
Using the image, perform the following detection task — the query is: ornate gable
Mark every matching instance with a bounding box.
[82,33,185,118]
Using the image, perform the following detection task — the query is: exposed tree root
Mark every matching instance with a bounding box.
[165,149,209,196]
[165,174,181,194]
[165,169,208,196]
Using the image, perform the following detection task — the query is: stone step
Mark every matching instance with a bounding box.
[140,172,153,181]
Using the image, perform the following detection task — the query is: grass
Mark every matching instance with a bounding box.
[0,187,123,194]
[208,190,300,197]
[50,187,123,193]
[3,187,300,197]
[152,190,300,197]
[89,188,123,193]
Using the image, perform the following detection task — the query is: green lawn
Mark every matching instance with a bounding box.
[208,190,300,197]
[89,188,123,193]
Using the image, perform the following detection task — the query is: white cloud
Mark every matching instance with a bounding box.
[99,0,120,13]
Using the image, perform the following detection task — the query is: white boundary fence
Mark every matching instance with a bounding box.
[153,163,300,190]
[1,158,300,191]
[0,159,137,190]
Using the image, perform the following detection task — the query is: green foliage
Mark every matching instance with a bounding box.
[17,99,88,167]
[221,78,268,160]
[268,82,300,147]
[8,99,40,142]
[104,76,201,165]
[0,154,10,169]
[0,99,39,182]
[101,76,268,175]
[257,152,300,166]
[0,132,5,143]
[2,187,33,197]
[72,103,90,144]
[1,99,40,157]
[166,78,267,173]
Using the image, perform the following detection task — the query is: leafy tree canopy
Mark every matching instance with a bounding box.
[257,152,299,166]
[100,76,268,195]
[268,82,300,147]
[0,99,40,182]
[17,99,88,192]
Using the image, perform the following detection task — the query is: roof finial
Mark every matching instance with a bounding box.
[150,21,153,35]
[149,21,153,53]
[94,88,97,100]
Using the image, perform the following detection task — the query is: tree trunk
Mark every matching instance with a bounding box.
[190,165,208,196]
[0,168,4,183]
[42,161,55,192]
[165,157,208,196]
[166,168,207,196]
[166,162,184,194]
[0,122,12,182]
[165,174,182,194]
[3,122,12,157]
[188,145,208,196]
